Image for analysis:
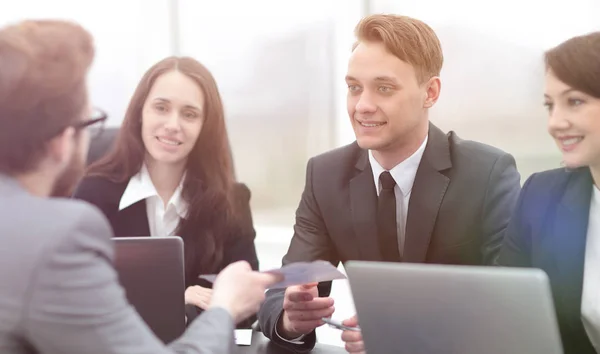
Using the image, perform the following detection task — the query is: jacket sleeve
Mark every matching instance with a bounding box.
[496,173,538,267]
[186,183,260,328]
[479,153,522,264]
[258,158,340,352]
[23,202,235,354]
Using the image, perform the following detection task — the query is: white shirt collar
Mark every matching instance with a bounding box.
[369,135,428,196]
[118,165,188,218]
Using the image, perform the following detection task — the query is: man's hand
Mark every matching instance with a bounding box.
[277,282,335,339]
[341,315,364,354]
[184,285,212,310]
[210,261,281,324]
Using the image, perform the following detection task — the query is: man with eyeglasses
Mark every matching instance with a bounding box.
[49,107,108,198]
[0,19,278,354]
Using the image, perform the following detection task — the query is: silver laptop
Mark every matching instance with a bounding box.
[112,237,186,343]
[345,261,563,354]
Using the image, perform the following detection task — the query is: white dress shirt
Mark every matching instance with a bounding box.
[368,135,428,256]
[118,165,188,237]
[581,185,600,349]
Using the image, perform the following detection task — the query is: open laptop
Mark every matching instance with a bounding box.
[345,261,563,354]
[112,237,186,343]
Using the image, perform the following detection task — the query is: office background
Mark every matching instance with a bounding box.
[2,0,599,345]
[0,0,600,345]
[3,0,599,228]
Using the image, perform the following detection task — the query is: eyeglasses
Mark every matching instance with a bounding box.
[73,108,108,139]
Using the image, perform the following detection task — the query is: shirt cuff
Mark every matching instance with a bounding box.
[274,312,306,344]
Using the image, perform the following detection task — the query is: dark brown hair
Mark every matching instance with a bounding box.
[0,20,94,174]
[545,31,600,99]
[87,57,237,276]
[353,14,443,84]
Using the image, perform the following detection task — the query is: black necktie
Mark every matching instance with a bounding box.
[377,171,400,262]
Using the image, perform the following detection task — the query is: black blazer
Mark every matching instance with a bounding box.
[498,167,596,354]
[258,123,522,351]
[73,176,260,327]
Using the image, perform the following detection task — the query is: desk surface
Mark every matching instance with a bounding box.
[237,331,347,354]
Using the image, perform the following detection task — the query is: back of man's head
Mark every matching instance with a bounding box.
[353,14,443,84]
[0,20,95,175]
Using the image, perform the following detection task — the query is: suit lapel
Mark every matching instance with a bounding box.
[114,200,151,237]
[403,124,451,263]
[551,169,592,319]
[349,150,382,260]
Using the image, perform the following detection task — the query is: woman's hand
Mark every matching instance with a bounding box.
[184,285,213,310]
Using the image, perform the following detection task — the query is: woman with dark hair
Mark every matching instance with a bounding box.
[74,56,259,326]
[498,32,600,354]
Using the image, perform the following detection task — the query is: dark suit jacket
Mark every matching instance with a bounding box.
[498,167,596,354]
[258,123,521,351]
[73,176,259,328]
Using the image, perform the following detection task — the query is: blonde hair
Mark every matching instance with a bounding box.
[353,14,443,83]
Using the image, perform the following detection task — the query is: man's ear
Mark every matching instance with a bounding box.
[46,127,76,168]
[423,76,441,108]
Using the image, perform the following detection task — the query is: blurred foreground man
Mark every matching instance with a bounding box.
[258,14,522,353]
[0,20,278,354]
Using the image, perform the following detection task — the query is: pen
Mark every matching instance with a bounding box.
[321,317,361,332]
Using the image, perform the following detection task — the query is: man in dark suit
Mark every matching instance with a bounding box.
[257,14,522,353]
